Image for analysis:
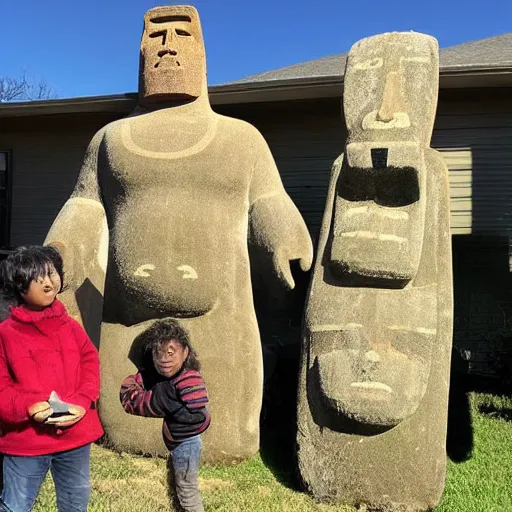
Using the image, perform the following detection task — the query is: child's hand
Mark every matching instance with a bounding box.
[28,401,53,423]
[44,405,86,428]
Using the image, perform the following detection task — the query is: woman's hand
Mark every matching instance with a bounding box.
[44,405,86,428]
[28,401,53,423]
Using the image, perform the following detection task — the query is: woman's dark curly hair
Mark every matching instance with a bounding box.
[143,319,201,371]
[0,245,64,306]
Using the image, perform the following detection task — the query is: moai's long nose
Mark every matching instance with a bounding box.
[377,72,403,122]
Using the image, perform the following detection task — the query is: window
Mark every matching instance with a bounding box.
[0,151,11,248]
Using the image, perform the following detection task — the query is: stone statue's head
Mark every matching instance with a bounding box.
[310,33,442,433]
[344,32,439,146]
[139,5,206,104]
[329,33,439,286]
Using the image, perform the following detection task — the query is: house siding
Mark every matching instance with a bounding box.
[1,87,511,376]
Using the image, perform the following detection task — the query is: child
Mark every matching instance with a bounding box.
[0,245,103,512]
[120,319,210,512]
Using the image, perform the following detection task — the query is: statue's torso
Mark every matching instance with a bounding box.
[98,111,257,323]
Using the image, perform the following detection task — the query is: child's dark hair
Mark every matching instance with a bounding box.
[0,245,64,306]
[143,319,200,371]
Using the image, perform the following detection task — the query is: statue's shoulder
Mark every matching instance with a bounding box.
[88,117,128,145]
[103,115,131,133]
[104,107,157,133]
[213,113,263,139]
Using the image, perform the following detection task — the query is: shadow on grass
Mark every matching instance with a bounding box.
[446,348,474,463]
[444,346,512,463]
[259,339,302,491]
[254,262,309,492]
[478,404,512,421]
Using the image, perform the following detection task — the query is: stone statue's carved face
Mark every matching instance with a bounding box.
[329,142,427,286]
[310,287,437,433]
[329,33,438,285]
[343,32,439,145]
[139,5,205,103]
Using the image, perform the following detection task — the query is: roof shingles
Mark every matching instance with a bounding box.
[224,33,512,86]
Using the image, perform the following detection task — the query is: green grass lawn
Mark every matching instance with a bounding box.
[438,393,512,512]
[32,392,512,511]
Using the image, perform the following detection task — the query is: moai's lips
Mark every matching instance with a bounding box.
[350,381,393,393]
[337,231,408,244]
[314,351,426,430]
[155,56,182,69]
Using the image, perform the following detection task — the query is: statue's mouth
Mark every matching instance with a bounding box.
[337,163,420,208]
[155,51,181,68]
[350,381,393,393]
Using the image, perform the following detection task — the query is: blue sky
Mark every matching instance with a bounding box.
[1,0,510,99]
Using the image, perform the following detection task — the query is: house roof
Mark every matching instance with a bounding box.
[225,32,512,85]
[1,33,511,118]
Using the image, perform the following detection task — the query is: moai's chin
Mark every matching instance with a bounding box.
[310,350,430,433]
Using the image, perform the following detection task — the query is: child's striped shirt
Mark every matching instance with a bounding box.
[120,368,210,448]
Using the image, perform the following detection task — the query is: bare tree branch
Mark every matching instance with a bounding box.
[0,72,57,102]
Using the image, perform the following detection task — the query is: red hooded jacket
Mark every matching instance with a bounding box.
[0,299,103,456]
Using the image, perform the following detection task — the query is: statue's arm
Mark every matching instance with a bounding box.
[44,128,108,326]
[248,131,313,290]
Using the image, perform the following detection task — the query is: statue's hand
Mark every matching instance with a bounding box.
[272,227,313,290]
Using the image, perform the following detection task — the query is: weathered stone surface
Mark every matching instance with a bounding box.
[297,32,453,511]
[45,5,312,463]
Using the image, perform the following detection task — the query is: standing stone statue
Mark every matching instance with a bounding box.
[297,32,453,511]
[45,5,312,463]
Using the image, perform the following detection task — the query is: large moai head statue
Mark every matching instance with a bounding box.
[344,32,439,144]
[139,5,206,104]
[311,33,443,432]
[331,33,439,288]
[298,31,452,509]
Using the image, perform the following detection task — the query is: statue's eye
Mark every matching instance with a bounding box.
[353,58,383,70]
[149,31,166,44]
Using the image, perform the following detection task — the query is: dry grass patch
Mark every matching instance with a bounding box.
[198,477,235,492]
[30,392,512,511]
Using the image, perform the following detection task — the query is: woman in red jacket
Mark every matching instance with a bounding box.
[0,245,103,512]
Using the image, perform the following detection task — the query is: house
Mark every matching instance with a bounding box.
[1,33,511,374]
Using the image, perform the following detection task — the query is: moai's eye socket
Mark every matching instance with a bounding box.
[402,56,431,64]
[149,31,167,44]
[353,58,383,70]
[176,29,192,37]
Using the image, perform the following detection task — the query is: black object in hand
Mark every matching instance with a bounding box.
[47,391,71,418]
